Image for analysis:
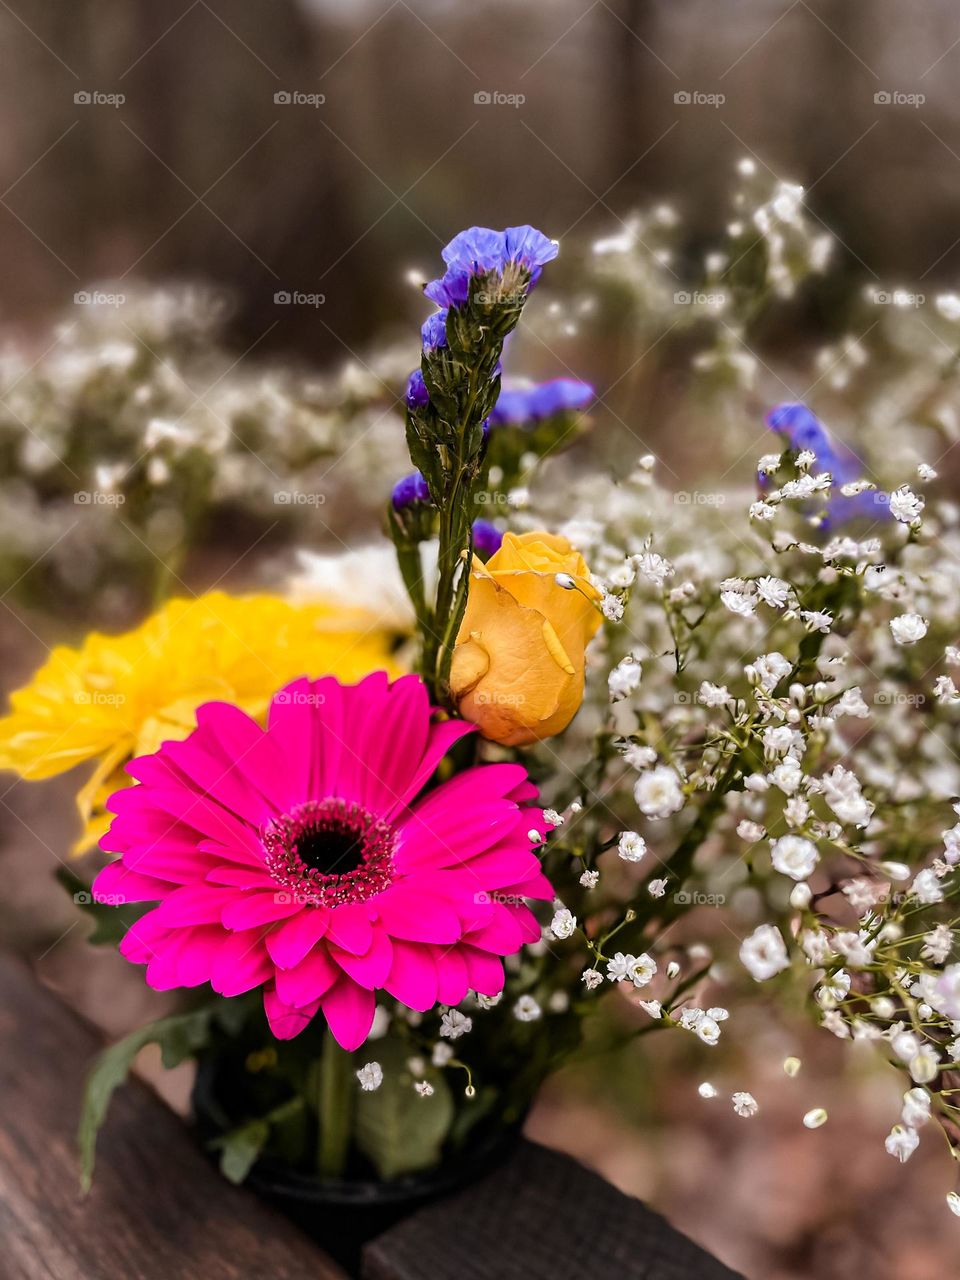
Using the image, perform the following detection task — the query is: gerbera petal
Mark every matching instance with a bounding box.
[462,904,525,955]
[264,984,322,1040]
[435,948,469,1006]
[154,883,237,927]
[374,884,462,944]
[380,717,474,820]
[266,677,316,799]
[175,926,228,987]
[383,940,437,1011]
[220,890,303,931]
[92,859,170,904]
[325,904,373,954]
[210,931,273,997]
[329,929,393,989]
[274,947,339,1007]
[320,977,377,1051]
[265,907,330,969]
[461,945,506,997]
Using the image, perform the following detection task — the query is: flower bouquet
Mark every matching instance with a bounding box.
[5,198,960,1257]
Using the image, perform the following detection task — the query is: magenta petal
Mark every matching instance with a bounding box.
[320,978,376,1051]
[145,933,191,991]
[274,947,339,1007]
[380,717,474,820]
[504,872,554,901]
[461,945,506,997]
[264,984,322,1040]
[383,940,437,1011]
[175,926,229,987]
[118,908,170,964]
[329,929,393,989]
[220,891,303,931]
[210,931,273,997]
[267,677,316,799]
[265,908,330,969]
[92,859,170,904]
[463,905,525,956]
[435,948,469,1006]
[154,884,237,927]
[375,884,462,944]
[325,904,373,955]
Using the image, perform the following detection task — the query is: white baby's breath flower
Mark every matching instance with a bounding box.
[628,953,657,988]
[439,1010,473,1040]
[756,576,791,608]
[550,907,577,940]
[771,834,819,880]
[740,924,790,980]
[648,877,668,898]
[732,1091,759,1118]
[601,593,624,622]
[821,764,874,828]
[912,867,944,905]
[606,952,636,983]
[634,766,685,818]
[618,831,647,863]
[737,819,765,843]
[890,613,928,645]
[609,655,642,701]
[885,1125,920,1163]
[579,868,599,889]
[414,1080,435,1098]
[698,681,731,708]
[636,552,674,587]
[888,485,924,525]
[513,995,542,1022]
[356,1062,383,1091]
[581,968,603,990]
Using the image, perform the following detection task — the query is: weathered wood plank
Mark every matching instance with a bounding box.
[0,953,345,1280]
[363,1138,744,1280]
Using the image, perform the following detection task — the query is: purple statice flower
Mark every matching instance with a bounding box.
[424,225,558,309]
[489,378,594,427]
[405,367,429,409]
[391,471,432,511]
[472,518,503,559]
[421,309,449,352]
[765,401,890,527]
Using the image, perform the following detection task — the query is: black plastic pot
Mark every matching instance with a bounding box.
[192,1058,523,1275]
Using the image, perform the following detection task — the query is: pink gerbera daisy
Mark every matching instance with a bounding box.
[93,673,553,1049]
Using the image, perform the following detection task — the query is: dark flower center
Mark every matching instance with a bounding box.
[262,799,395,908]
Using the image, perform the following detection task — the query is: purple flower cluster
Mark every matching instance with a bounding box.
[391,470,431,511]
[471,518,503,559]
[490,378,594,427]
[424,225,558,309]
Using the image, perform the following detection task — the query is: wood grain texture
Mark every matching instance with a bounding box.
[363,1139,745,1280]
[0,953,344,1280]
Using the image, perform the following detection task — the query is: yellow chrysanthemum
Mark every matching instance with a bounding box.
[0,591,400,853]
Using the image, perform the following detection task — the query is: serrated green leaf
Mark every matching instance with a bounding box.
[354,1039,454,1179]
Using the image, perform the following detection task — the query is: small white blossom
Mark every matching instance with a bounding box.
[581,968,603,990]
[901,1088,931,1129]
[628,953,658,988]
[579,869,600,889]
[885,1125,920,1163]
[609,655,642,701]
[698,681,731,708]
[432,1042,454,1067]
[439,1009,473,1040]
[414,1080,435,1098]
[606,952,636,982]
[648,877,668,898]
[550,908,577,940]
[821,764,874,827]
[513,995,542,1022]
[756,575,791,608]
[356,1062,383,1091]
[888,485,924,525]
[732,1091,759,1117]
[740,924,790,980]
[618,831,647,863]
[601,593,624,622]
[890,613,928,645]
[636,551,675,586]
[912,867,944,905]
[634,766,685,818]
[771,834,819,880]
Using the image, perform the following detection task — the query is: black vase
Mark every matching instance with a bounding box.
[191,1058,523,1276]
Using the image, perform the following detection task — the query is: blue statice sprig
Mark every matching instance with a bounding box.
[395,224,558,698]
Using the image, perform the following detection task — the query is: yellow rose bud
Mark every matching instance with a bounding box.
[450,531,602,745]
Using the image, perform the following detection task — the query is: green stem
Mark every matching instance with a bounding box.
[317,1027,352,1178]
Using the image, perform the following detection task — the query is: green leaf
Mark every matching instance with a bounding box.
[78,1006,215,1192]
[355,1039,454,1179]
[211,1118,270,1184]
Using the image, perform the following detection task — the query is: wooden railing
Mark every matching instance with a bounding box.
[0,953,743,1280]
